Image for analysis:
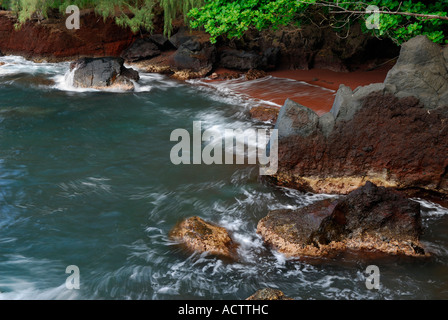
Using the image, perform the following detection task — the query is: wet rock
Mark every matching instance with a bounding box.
[171,39,216,80]
[257,199,337,256]
[246,288,294,300]
[245,69,267,80]
[121,38,161,62]
[384,35,448,109]
[71,57,139,91]
[120,65,140,82]
[132,31,216,80]
[310,182,422,246]
[258,182,427,257]
[249,106,280,123]
[0,50,3,56]
[169,216,239,260]
[0,62,4,67]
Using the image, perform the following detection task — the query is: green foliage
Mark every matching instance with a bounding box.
[2,0,203,36]
[2,0,447,44]
[188,0,448,44]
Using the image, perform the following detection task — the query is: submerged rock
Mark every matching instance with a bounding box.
[70,57,139,91]
[258,182,427,258]
[246,288,294,300]
[169,216,239,260]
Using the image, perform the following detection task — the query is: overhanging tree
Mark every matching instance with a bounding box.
[188,0,448,44]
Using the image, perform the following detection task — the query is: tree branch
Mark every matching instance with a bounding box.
[330,10,448,21]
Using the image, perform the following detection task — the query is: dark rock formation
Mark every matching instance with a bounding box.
[121,38,161,62]
[171,39,216,79]
[147,34,173,50]
[218,48,280,71]
[219,49,262,71]
[384,35,448,109]
[257,182,427,257]
[270,36,448,196]
[132,31,216,80]
[222,22,399,72]
[169,216,239,260]
[246,288,294,300]
[70,57,139,91]
[258,199,336,256]
[169,27,197,49]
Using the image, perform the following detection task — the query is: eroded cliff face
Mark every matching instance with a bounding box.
[0,10,136,61]
[269,36,448,197]
[271,93,448,195]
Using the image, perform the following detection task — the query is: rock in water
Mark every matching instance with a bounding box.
[70,57,139,91]
[246,288,294,300]
[257,199,338,257]
[257,182,427,257]
[169,216,239,260]
[249,106,280,123]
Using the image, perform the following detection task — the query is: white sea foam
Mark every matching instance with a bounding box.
[412,198,448,217]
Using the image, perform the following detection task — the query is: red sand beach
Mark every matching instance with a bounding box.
[211,62,395,115]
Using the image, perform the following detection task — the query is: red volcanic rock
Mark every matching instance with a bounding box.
[271,93,448,195]
[246,288,294,300]
[169,216,239,260]
[0,10,136,61]
[249,106,280,123]
[269,36,447,197]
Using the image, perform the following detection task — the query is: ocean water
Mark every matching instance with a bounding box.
[0,56,447,300]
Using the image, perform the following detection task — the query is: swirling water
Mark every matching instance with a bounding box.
[0,56,447,300]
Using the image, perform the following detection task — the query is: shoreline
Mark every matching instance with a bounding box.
[206,61,395,115]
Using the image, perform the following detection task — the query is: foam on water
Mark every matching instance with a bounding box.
[1,54,448,300]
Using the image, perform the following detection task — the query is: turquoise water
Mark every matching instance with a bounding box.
[0,56,447,300]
